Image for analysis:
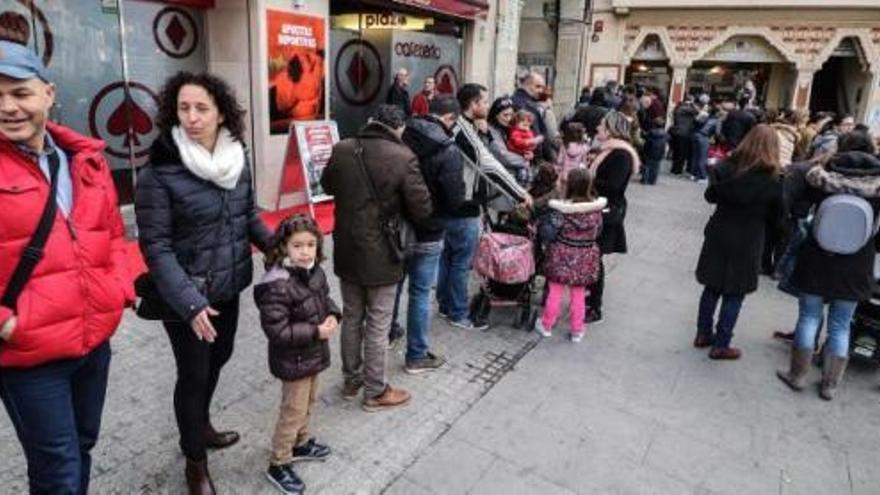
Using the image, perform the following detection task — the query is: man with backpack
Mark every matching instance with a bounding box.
[778,149,880,401]
[0,40,134,493]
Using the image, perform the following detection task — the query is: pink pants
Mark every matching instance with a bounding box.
[541,282,588,334]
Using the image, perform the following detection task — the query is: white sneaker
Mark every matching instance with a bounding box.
[534,320,552,338]
[570,332,584,343]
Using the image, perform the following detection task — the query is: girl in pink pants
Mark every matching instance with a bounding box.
[536,168,606,342]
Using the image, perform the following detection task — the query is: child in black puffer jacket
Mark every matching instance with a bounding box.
[253,214,341,495]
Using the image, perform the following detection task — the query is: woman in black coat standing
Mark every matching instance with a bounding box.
[777,145,880,401]
[694,125,783,360]
[585,110,641,323]
[135,72,272,494]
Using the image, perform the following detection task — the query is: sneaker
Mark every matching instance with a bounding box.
[534,320,552,338]
[585,309,603,325]
[362,385,411,413]
[404,352,447,375]
[341,381,363,401]
[449,318,489,331]
[266,463,305,495]
[292,438,331,462]
[570,332,584,343]
[438,310,450,320]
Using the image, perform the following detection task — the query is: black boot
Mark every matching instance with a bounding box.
[185,458,216,495]
[205,422,240,449]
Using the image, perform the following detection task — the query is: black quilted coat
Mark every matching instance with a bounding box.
[253,265,341,381]
[135,133,272,322]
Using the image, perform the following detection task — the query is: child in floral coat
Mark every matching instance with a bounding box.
[536,168,606,342]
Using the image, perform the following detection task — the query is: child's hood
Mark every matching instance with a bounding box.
[565,141,588,157]
[549,197,607,215]
[257,266,291,287]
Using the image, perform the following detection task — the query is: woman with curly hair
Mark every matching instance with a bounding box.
[135,71,272,494]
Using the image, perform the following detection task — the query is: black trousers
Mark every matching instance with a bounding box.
[162,297,240,461]
[670,133,692,175]
[586,257,605,314]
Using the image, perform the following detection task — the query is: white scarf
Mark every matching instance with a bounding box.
[172,126,245,190]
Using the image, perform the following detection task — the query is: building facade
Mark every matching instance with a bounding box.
[534,0,880,131]
[3,0,518,212]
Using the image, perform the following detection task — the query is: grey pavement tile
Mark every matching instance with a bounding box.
[403,436,497,493]
[383,475,436,495]
[465,458,578,495]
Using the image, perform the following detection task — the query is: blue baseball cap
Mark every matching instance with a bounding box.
[0,40,49,83]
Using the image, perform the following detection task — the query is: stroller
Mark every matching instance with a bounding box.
[848,286,880,365]
[469,216,537,329]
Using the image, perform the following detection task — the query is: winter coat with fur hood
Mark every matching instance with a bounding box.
[541,198,607,287]
[791,151,880,301]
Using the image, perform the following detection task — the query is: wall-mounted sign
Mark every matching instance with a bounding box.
[331,13,432,31]
[267,10,326,135]
[394,41,441,59]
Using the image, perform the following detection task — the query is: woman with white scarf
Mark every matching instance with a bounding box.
[135,72,271,495]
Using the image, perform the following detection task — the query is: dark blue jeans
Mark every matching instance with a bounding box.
[697,286,745,349]
[437,217,480,322]
[641,159,661,185]
[0,342,111,495]
[405,241,443,362]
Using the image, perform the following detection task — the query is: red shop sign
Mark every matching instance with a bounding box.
[391,0,489,20]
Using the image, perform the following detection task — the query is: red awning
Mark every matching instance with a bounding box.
[141,0,215,8]
[390,0,489,20]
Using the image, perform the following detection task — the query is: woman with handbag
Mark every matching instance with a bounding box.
[134,72,271,495]
[585,111,641,324]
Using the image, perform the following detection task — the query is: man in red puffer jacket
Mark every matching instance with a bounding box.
[0,40,133,494]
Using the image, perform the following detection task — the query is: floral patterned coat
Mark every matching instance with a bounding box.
[541,198,607,287]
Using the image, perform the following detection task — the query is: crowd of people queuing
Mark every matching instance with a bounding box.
[2,34,880,495]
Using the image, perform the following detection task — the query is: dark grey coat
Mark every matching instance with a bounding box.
[135,134,272,322]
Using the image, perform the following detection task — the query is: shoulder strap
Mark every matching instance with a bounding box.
[2,151,61,311]
[353,139,392,221]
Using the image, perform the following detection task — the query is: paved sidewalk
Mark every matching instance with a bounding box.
[385,173,880,495]
[2,171,880,494]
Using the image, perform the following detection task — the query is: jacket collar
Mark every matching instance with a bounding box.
[357,121,403,144]
[0,121,105,157]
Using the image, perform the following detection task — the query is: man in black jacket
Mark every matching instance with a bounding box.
[396,95,464,373]
[720,98,756,149]
[512,72,555,161]
[385,68,411,117]
[670,96,698,175]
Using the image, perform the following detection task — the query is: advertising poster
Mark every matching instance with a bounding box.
[267,10,326,134]
[278,120,339,208]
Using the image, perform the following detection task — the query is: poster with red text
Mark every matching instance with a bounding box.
[267,10,326,134]
[277,120,339,209]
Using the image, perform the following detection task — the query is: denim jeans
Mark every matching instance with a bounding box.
[405,240,443,362]
[437,217,481,322]
[0,342,111,495]
[794,293,858,358]
[641,160,661,185]
[697,286,745,349]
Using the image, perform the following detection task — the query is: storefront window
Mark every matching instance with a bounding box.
[3,0,207,205]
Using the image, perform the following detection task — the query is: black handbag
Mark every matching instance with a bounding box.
[354,140,406,263]
[2,152,60,311]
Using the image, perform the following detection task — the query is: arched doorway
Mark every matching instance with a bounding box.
[625,34,672,101]
[810,37,871,118]
[687,35,796,108]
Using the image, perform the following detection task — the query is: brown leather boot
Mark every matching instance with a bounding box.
[362,385,411,412]
[205,422,240,450]
[776,347,812,391]
[185,458,216,495]
[819,355,848,401]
